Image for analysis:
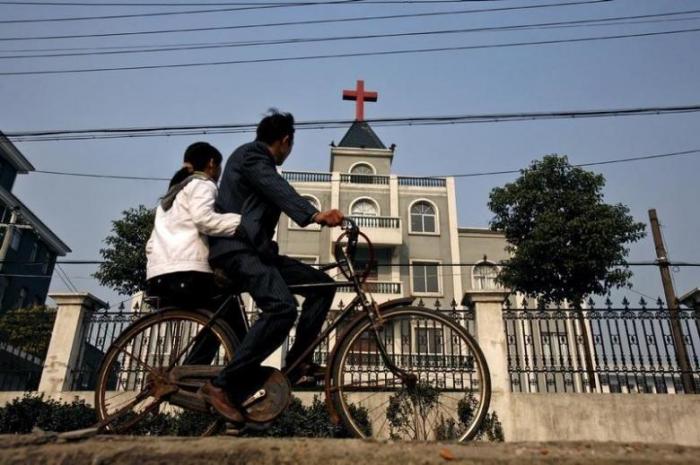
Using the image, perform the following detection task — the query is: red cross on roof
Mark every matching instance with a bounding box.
[342,80,378,122]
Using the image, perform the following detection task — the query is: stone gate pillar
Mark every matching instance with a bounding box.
[38,293,108,394]
[462,290,511,396]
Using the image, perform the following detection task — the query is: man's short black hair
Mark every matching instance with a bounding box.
[256,109,295,145]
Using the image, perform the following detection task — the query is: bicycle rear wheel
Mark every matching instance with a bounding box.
[329,306,490,441]
[94,308,237,435]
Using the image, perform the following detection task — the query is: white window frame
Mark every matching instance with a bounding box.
[348,161,376,175]
[471,260,501,290]
[409,259,443,297]
[349,196,381,217]
[407,198,440,235]
[288,194,322,230]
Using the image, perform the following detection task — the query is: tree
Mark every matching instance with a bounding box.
[0,305,56,357]
[488,155,646,305]
[93,205,155,296]
[488,155,646,389]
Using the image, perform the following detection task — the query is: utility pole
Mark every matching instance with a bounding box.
[0,209,19,272]
[648,209,695,394]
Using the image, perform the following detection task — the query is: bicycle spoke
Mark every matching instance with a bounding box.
[113,397,163,433]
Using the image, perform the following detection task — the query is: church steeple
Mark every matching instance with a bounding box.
[337,80,386,150]
[332,80,393,173]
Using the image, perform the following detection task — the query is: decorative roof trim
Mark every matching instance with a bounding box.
[0,186,71,255]
[0,132,34,173]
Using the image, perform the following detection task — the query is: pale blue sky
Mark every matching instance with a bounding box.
[1,0,698,308]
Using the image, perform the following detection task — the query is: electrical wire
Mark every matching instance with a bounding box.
[2,27,698,76]
[0,0,366,25]
[0,0,611,42]
[7,104,700,141]
[23,148,700,182]
[2,9,698,60]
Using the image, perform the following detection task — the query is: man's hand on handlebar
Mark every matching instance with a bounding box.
[313,209,344,227]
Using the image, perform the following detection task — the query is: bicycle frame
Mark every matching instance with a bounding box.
[165,219,416,389]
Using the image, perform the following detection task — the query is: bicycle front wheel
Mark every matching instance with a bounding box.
[94,308,237,435]
[329,306,490,441]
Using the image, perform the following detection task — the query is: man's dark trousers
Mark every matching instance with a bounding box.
[211,251,335,392]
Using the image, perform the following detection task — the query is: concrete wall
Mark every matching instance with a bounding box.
[490,391,700,446]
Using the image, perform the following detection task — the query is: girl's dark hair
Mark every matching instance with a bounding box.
[168,142,223,187]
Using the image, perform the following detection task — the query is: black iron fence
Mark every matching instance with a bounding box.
[504,297,700,394]
[69,310,145,391]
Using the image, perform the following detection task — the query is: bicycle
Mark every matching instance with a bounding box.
[93,219,491,441]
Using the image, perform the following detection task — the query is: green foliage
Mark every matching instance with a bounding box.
[0,306,55,357]
[488,155,646,304]
[0,394,95,433]
[383,387,505,442]
[0,394,371,438]
[93,205,155,295]
[245,395,369,438]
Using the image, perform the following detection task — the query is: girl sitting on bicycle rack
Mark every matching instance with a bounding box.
[146,142,247,360]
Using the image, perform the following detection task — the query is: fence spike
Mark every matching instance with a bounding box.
[587,297,596,308]
[418,298,425,307]
[621,297,630,309]
[639,297,647,308]
[605,297,613,309]
[450,298,457,310]
[434,299,441,310]
[656,297,665,308]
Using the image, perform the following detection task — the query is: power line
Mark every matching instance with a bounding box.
[26,147,700,182]
[3,9,698,60]
[8,104,700,141]
[9,10,699,53]
[0,0,368,24]
[0,0,505,4]
[0,0,610,42]
[2,26,698,76]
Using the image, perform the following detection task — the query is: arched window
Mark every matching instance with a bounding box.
[350,198,379,217]
[409,200,437,233]
[472,262,499,290]
[349,162,375,175]
[289,195,321,229]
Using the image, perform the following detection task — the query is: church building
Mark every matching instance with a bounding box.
[275,80,508,309]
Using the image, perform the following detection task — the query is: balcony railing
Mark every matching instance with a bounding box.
[349,215,400,229]
[337,281,402,294]
[398,176,446,188]
[283,171,332,183]
[340,174,390,185]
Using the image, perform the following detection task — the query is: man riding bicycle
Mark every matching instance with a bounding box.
[201,110,344,422]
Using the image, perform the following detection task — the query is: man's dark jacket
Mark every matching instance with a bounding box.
[209,141,319,262]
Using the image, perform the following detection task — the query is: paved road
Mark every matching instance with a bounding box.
[1,435,699,465]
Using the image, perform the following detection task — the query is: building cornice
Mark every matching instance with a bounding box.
[0,132,34,173]
[0,186,71,255]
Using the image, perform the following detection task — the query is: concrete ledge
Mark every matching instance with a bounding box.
[490,392,700,446]
[1,436,699,465]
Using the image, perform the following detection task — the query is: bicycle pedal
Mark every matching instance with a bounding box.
[242,388,266,408]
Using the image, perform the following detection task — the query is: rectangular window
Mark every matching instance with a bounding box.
[415,328,444,354]
[412,261,440,294]
[10,228,22,251]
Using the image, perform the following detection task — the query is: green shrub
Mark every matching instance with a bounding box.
[0,394,95,434]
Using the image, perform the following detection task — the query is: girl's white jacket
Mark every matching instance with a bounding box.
[146,178,240,280]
